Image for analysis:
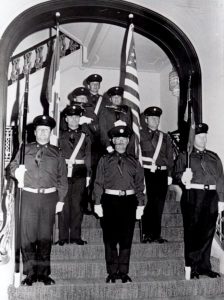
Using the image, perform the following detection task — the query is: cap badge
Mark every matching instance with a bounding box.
[120,129,124,133]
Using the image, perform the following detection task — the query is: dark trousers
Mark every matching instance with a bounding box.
[59,177,86,241]
[181,189,218,271]
[101,194,137,275]
[142,169,168,238]
[21,191,57,277]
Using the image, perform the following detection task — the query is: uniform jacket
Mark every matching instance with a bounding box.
[59,127,91,178]
[140,128,174,176]
[174,147,224,202]
[10,142,68,202]
[93,152,145,206]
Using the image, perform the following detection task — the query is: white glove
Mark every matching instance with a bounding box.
[94,204,103,217]
[181,168,193,189]
[15,165,27,188]
[136,206,144,220]
[114,120,127,127]
[106,146,114,153]
[79,116,93,125]
[86,176,90,187]
[168,176,173,186]
[218,202,224,213]
[55,202,64,214]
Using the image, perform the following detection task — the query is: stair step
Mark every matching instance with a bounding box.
[51,241,184,260]
[8,276,224,300]
[81,227,184,243]
[49,257,219,280]
[82,213,183,228]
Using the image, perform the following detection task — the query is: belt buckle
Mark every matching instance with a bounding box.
[204,185,209,190]
[39,188,45,194]
[119,190,125,196]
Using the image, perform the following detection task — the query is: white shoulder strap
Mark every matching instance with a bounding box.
[152,132,163,163]
[66,132,86,177]
[94,95,103,115]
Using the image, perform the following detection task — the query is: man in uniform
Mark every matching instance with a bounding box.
[140,106,174,243]
[66,86,100,213]
[10,115,68,286]
[174,123,224,279]
[58,105,91,245]
[85,73,108,116]
[98,86,133,155]
[94,124,145,283]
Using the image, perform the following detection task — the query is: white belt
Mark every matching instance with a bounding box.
[143,165,167,171]
[23,187,57,194]
[105,189,135,196]
[189,183,216,190]
[65,159,85,165]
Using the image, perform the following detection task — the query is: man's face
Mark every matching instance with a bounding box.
[75,95,88,103]
[194,133,207,150]
[66,115,80,129]
[35,125,51,144]
[145,116,160,131]
[88,81,100,94]
[112,136,129,152]
[110,95,122,106]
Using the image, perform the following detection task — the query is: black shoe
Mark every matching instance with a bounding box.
[141,235,153,243]
[120,274,132,283]
[38,275,55,285]
[200,270,220,278]
[70,238,87,245]
[58,239,69,246]
[83,209,93,215]
[191,270,200,279]
[106,274,116,283]
[21,275,36,286]
[154,237,168,244]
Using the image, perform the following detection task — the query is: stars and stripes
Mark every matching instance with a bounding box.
[123,22,141,159]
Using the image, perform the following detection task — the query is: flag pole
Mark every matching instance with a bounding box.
[14,71,29,287]
[186,74,192,169]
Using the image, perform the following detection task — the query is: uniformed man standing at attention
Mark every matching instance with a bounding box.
[10,115,68,286]
[174,123,224,279]
[58,105,91,245]
[94,124,145,283]
[98,86,133,155]
[85,73,108,116]
[140,106,174,243]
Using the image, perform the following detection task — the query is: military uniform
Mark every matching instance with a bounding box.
[98,86,133,154]
[140,106,174,242]
[58,105,91,245]
[10,115,68,284]
[174,123,224,278]
[94,125,145,282]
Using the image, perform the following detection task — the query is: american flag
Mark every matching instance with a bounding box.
[123,22,141,159]
[47,23,60,146]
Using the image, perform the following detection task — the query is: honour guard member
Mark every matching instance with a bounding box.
[58,105,91,245]
[94,124,145,283]
[10,115,68,286]
[85,73,108,116]
[174,123,224,279]
[140,106,174,243]
[98,86,133,155]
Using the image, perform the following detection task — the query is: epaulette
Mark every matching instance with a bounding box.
[206,149,219,159]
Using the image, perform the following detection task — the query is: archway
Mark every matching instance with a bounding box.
[0,0,202,193]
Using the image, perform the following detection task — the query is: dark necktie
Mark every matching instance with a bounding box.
[117,155,123,176]
[35,148,43,167]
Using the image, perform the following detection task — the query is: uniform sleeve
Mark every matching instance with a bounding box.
[134,161,145,206]
[173,152,187,184]
[84,134,92,177]
[9,149,20,178]
[215,156,224,202]
[93,156,105,204]
[166,134,174,176]
[57,151,68,202]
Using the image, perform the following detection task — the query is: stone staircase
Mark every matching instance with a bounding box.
[8,188,224,299]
